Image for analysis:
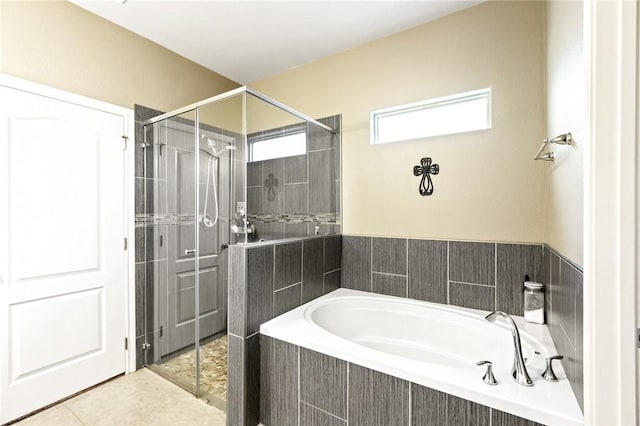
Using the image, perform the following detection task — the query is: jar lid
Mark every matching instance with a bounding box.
[524,281,544,290]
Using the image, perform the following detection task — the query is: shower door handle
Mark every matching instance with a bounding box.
[184,249,196,256]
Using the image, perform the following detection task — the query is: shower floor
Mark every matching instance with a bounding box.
[153,334,228,411]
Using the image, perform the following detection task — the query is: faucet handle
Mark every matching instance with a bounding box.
[476,360,498,385]
[542,355,564,382]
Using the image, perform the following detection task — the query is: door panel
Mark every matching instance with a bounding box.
[0,84,127,423]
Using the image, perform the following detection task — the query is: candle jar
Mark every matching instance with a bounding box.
[524,281,545,324]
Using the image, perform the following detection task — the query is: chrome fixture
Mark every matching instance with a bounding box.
[542,355,564,382]
[476,360,497,385]
[533,132,572,161]
[199,135,236,229]
[485,311,533,387]
[184,249,196,256]
[142,86,336,134]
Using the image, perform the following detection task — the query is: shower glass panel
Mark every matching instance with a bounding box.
[194,94,243,409]
[139,87,339,413]
[144,110,200,395]
[246,92,340,240]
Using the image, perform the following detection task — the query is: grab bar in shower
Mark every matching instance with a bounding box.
[533,132,572,161]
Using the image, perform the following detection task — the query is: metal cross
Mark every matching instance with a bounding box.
[265,173,278,202]
[413,157,440,196]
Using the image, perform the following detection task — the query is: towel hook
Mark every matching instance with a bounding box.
[533,133,572,161]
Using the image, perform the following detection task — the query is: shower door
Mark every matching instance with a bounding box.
[144,107,231,397]
[160,122,227,356]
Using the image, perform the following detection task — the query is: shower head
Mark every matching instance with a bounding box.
[199,134,236,157]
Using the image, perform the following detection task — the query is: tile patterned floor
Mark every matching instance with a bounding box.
[154,335,227,410]
[13,369,226,426]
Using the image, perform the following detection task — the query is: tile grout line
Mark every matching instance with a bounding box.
[494,243,498,311]
[405,238,409,298]
[447,240,450,305]
[370,238,373,292]
[299,401,348,423]
[274,281,302,294]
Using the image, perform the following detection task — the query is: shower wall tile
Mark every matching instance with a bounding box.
[146,225,168,262]
[496,244,543,316]
[324,270,341,294]
[309,150,335,213]
[135,178,145,215]
[247,187,263,214]
[447,393,491,426]
[134,104,163,122]
[372,273,407,298]
[261,336,548,426]
[303,239,324,303]
[284,154,308,183]
[449,281,495,311]
[371,237,407,275]
[275,242,302,290]
[342,236,371,291]
[247,245,274,336]
[134,122,145,178]
[299,402,347,426]
[449,241,495,286]
[262,158,285,214]
[227,334,246,426]
[410,384,447,426]
[260,336,298,426]
[284,183,308,213]
[246,334,261,426]
[324,235,342,272]
[284,222,308,237]
[135,227,146,263]
[135,263,146,338]
[408,239,447,304]
[247,162,263,187]
[307,122,335,151]
[274,284,302,317]
[491,409,544,426]
[300,348,347,419]
[231,235,341,425]
[348,364,410,425]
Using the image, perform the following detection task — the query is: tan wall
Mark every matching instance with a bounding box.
[252,1,546,243]
[0,0,239,113]
[544,1,584,266]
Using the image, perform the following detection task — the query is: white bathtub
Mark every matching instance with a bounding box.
[260,288,583,426]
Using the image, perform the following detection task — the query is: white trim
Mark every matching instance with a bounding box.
[584,1,638,424]
[0,73,138,374]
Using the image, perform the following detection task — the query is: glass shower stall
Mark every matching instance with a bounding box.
[137,87,340,411]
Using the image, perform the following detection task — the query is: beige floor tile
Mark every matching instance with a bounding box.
[14,404,82,426]
[15,369,226,426]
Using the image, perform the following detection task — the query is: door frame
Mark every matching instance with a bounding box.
[0,73,137,374]
[583,1,638,424]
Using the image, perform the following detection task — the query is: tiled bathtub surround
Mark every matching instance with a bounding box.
[246,115,341,239]
[342,236,542,316]
[261,335,542,426]
[228,235,342,425]
[341,235,583,412]
[543,246,583,411]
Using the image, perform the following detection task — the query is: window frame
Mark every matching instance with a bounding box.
[370,87,492,145]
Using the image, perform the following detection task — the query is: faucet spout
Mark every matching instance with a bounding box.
[485,311,533,387]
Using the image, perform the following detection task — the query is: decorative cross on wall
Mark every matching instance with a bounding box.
[265,173,278,202]
[413,157,440,196]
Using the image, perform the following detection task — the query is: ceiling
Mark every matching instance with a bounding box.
[69,0,482,84]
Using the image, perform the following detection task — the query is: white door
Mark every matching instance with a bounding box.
[0,82,128,423]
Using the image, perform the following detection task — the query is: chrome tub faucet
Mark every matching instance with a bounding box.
[485,311,533,387]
